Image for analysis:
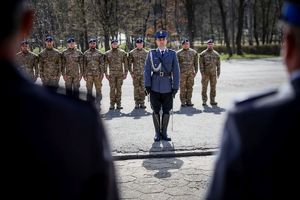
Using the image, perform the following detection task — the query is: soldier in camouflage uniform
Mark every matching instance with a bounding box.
[176,39,198,107]
[39,36,61,92]
[16,40,39,82]
[104,39,128,110]
[61,37,83,98]
[199,39,220,106]
[83,38,104,106]
[128,38,148,109]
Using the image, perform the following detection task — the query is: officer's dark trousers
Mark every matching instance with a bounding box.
[150,91,173,114]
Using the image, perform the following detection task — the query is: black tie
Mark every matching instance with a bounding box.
[161,50,164,57]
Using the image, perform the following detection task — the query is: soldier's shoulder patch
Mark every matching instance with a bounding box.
[234,89,278,107]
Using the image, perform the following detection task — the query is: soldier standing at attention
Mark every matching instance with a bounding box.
[128,38,148,109]
[144,30,180,142]
[83,38,104,106]
[15,40,39,82]
[176,39,198,107]
[104,39,128,110]
[199,39,220,106]
[39,36,61,92]
[61,37,83,98]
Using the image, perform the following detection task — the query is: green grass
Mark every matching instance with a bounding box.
[220,54,278,60]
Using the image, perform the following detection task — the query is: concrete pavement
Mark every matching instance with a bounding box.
[115,155,216,199]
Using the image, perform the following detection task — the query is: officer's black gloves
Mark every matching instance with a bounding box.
[145,87,151,95]
[172,89,178,98]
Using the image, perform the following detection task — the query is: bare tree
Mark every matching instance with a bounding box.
[217,0,232,56]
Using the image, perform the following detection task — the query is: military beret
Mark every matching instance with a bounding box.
[182,39,189,45]
[155,30,168,39]
[45,36,53,42]
[67,37,75,43]
[136,38,143,43]
[206,39,214,44]
[111,39,118,44]
[89,38,97,43]
[281,1,300,27]
[20,40,28,45]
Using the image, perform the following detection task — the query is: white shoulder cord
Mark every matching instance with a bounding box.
[150,50,161,72]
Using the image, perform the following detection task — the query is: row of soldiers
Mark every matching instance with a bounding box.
[15,35,220,110]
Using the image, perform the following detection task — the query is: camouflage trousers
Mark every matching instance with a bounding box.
[201,72,217,103]
[180,72,195,104]
[109,74,123,106]
[85,74,103,101]
[65,75,81,98]
[42,75,60,91]
[132,74,145,105]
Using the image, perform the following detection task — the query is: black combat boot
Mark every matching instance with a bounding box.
[152,113,161,142]
[161,113,171,141]
[73,89,80,99]
[66,89,73,97]
[86,93,94,102]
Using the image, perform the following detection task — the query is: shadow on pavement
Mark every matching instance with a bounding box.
[142,142,184,179]
[101,108,151,120]
[202,105,226,114]
[127,108,152,119]
[175,106,202,116]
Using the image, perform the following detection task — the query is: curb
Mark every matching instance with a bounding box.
[113,149,218,161]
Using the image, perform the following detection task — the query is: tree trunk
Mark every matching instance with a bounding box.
[217,0,232,56]
[236,0,245,55]
[185,0,196,48]
[253,0,260,46]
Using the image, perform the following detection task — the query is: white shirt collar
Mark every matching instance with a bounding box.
[157,48,167,53]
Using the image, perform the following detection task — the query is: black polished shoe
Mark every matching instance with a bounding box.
[154,134,160,142]
[134,105,139,109]
[202,102,207,106]
[109,105,115,110]
[186,103,194,107]
[116,106,123,110]
[181,104,187,107]
[161,134,171,141]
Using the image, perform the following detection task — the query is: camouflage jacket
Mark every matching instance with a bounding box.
[16,50,39,80]
[104,48,128,76]
[61,48,83,77]
[199,49,220,75]
[176,48,198,74]
[128,48,148,76]
[83,48,104,76]
[39,48,61,77]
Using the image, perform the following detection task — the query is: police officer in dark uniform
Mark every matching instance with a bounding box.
[144,30,180,142]
[206,0,300,199]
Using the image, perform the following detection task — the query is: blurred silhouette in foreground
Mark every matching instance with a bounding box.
[206,0,300,199]
[2,1,119,199]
